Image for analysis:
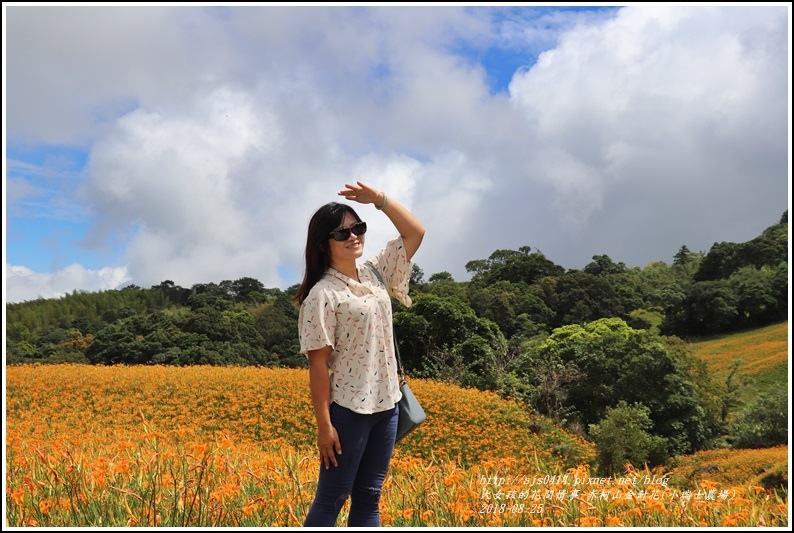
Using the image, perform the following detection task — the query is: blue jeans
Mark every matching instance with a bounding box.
[303,401,399,527]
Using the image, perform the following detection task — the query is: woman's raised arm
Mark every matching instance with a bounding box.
[338,181,425,261]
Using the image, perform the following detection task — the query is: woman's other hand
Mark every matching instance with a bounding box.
[317,425,342,469]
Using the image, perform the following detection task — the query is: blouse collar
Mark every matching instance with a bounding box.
[327,265,375,295]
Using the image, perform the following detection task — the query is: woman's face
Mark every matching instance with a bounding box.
[328,212,365,264]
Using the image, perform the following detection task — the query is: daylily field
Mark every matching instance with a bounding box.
[5,364,789,527]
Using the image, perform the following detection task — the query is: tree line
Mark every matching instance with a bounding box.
[5,210,788,474]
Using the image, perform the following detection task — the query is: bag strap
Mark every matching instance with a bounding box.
[364,262,406,381]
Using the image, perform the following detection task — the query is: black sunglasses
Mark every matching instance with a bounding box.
[328,221,367,241]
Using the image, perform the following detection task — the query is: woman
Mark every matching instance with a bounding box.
[295,181,425,527]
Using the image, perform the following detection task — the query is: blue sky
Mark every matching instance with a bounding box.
[3,3,791,304]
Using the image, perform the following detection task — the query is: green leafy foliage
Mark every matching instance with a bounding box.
[588,400,669,475]
[728,388,788,449]
[511,318,718,456]
[394,293,506,389]
[465,246,565,286]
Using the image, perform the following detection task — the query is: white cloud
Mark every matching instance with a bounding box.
[79,84,289,288]
[502,4,789,265]
[5,264,130,304]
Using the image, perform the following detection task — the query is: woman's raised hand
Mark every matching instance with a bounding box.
[338,181,383,206]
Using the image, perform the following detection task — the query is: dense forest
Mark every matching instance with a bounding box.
[5,210,788,474]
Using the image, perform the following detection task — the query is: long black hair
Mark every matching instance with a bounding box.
[294,202,362,305]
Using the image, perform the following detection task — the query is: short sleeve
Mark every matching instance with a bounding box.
[367,236,412,308]
[298,287,337,355]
